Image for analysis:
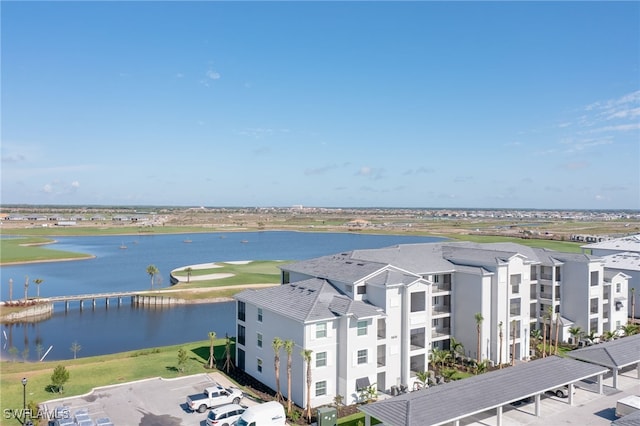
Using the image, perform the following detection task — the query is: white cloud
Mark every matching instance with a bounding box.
[206,70,221,80]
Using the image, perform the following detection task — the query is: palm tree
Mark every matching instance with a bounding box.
[185,267,193,283]
[223,334,234,373]
[601,330,616,342]
[284,339,294,413]
[208,331,216,369]
[474,312,484,362]
[621,323,639,337]
[498,321,504,368]
[449,337,464,365]
[301,349,313,422]
[34,278,44,298]
[272,337,284,402]
[429,347,450,371]
[474,359,489,375]
[146,265,159,290]
[568,326,582,347]
[414,370,430,389]
[23,275,29,303]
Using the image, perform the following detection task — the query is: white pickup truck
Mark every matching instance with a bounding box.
[186,384,244,413]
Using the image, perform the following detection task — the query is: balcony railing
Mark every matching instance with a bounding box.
[377,356,386,367]
[433,283,451,293]
[431,327,450,338]
[539,292,553,300]
[432,305,451,315]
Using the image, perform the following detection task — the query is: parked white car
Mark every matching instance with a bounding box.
[206,403,246,426]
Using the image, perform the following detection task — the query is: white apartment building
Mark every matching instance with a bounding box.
[582,234,640,318]
[234,241,629,410]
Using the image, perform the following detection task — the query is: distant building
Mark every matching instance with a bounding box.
[234,241,629,410]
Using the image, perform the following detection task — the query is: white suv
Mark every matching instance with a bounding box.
[206,403,246,426]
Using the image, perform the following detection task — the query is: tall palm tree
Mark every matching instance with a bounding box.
[23,276,29,303]
[498,321,504,368]
[474,312,484,362]
[34,278,44,298]
[284,339,294,413]
[185,267,193,283]
[272,337,284,402]
[208,331,216,369]
[146,265,159,290]
[301,349,313,422]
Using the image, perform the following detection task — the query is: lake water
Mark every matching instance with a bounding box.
[0,231,444,361]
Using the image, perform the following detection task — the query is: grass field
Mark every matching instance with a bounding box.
[0,237,92,264]
[0,339,226,426]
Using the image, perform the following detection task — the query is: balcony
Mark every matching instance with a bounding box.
[433,283,451,293]
[432,305,451,316]
[539,292,553,300]
[431,327,450,339]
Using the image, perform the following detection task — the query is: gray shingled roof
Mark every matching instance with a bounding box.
[359,356,608,426]
[567,334,640,369]
[282,252,387,283]
[235,278,381,322]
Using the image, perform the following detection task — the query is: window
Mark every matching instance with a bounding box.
[530,265,538,280]
[237,301,246,321]
[590,298,599,314]
[555,266,562,281]
[357,349,368,365]
[510,274,521,294]
[357,320,367,336]
[357,285,366,295]
[257,358,263,373]
[257,308,263,322]
[590,271,599,287]
[616,283,621,293]
[316,352,327,367]
[510,299,521,316]
[282,271,290,284]
[237,324,246,346]
[411,291,426,312]
[257,333,263,348]
[316,322,327,338]
[315,380,327,396]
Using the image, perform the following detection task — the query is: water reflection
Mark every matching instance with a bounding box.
[1,301,236,361]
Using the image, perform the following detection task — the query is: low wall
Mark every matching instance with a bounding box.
[0,302,54,322]
[133,295,184,306]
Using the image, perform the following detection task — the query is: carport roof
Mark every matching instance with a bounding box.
[567,334,640,370]
[359,356,608,426]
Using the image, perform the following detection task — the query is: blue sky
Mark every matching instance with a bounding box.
[2,1,639,210]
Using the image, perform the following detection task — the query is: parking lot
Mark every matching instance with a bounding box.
[41,372,261,426]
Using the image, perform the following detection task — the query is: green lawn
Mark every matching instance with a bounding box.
[0,237,93,264]
[171,261,289,288]
[0,339,230,426]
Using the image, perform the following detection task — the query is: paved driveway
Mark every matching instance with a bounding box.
[41,373,259,426]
